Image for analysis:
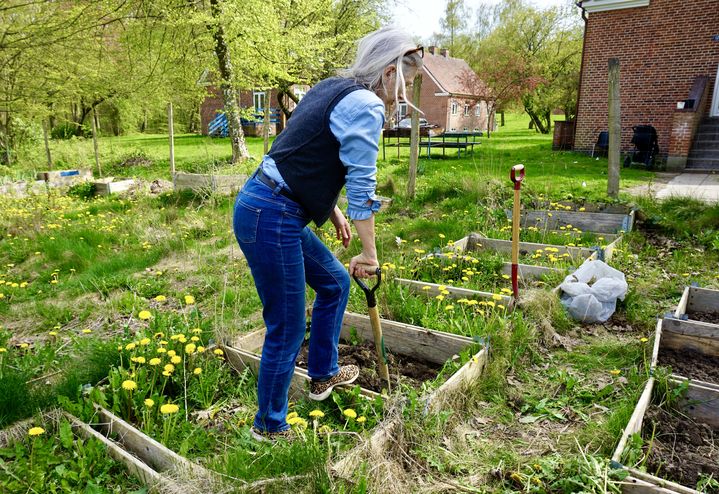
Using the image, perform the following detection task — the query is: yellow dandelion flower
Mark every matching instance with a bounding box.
[162,370,172,376]
[122,380,137,391]
[640,337,649,343]
[438,233,445,239]
[49,331,58,336]
[190,336,200,342]
[82,329,92,334]
[357,416,366,424]
[193,367,202,375]
[197,346,206,353]
[184,295,195,305]
[444,305,455,311]
[343,409,357,419]
[191,328,202,334]
[138,310,152,320]
[167,350,176,357]
[170,335,181,340]
[492,294,503,301]
[149,357,162,366]
[178,336,187,343]
[28,427,45,436]
[144,399,154,408]
[160,403,179,414]
[288,417,308,428]
[422,286,431,290]
[309,409,324,418]
[154,332,164,338]
[435,295,445,301]
[497,304,505,310]
[185,343,196,354]
[164,364,175,372]
[139,338,151,346]
[156,347,167,354]
[610,369,621,376]
[154,295,166,302]
[286,412,299,420]
[170,355,182,365]
[213,348,224,356]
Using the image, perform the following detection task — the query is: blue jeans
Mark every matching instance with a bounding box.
[233,171,350,432]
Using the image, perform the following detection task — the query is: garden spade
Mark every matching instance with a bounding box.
[353,267,391,393]
[510,164,525,301]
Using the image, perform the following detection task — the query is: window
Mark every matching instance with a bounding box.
[475,104,481,116]
[398,103,408,118]
[293,88,306,101]
[451,101,458,115]
[253,91,266,112]
[464,104,470,117]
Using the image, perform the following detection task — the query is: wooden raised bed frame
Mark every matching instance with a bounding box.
[223,311,487,407]
[612,315,719,493]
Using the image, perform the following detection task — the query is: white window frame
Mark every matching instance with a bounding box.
[293,87,306,101]
[581,0,649,12]
[463,104,470,117]
[398,103,408,118]
[451,101,458,115]
[253,91,265,112]
[475,104,481,116]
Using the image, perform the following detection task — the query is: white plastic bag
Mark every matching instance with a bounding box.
[559,260,628,323]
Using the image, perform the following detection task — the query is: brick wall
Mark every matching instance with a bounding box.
[199,87,295,135]
[574,0,719,157]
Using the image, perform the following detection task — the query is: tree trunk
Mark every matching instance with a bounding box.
[209,0,249,162]
[500,111,505,127]
[525,108,547,134]
[42,119,52,169]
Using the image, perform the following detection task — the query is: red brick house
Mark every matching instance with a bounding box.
[574,0,719,170]
[199,83,308,137]
[399,47,491,132]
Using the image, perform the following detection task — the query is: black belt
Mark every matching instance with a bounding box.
[256,169,298,202]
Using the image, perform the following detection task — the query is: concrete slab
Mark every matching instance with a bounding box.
[624,173,719,203]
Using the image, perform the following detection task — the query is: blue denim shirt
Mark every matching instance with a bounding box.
[261,89,385,221]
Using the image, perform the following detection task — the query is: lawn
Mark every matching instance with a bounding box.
[1,113,718,493]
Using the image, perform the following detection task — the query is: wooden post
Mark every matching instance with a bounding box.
[91,107,101,177]
[263,89,271,155]
[407,73,422,199]
[42,119,52,169]
[167,102,175,180]
[608,58,621,198]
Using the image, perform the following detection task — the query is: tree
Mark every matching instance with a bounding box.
[439,0,470,53]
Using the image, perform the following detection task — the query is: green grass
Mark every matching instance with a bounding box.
[1,113,718,493]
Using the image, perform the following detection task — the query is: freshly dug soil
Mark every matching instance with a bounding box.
[659,347,719,385]
[643,406,719,492]
[295,341,442,393]
[689,310,719,325]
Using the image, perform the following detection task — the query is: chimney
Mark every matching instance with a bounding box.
[427,46,437,55]
[440,48,449,58]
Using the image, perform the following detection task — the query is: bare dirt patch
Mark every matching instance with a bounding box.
[644,406,719,492]
[659,347,719,384]
[688,310,719,325]
[295,341,441,393]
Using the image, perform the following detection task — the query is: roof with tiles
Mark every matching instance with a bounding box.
[421,47,488,99]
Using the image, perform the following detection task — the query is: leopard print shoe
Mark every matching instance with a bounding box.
[309,365,360,401]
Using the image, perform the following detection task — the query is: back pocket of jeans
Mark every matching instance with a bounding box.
[234,201,261,244]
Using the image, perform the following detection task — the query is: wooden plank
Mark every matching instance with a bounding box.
[603,235,623,263]
[395,278,512,307]
[660,324,719,358]
[661,317,719,340]
[93,405,214,482]
[651,319,662,369]
[686,286,719,314]
[674,287,690,318]
[622,468,703,494]
[340,311,475,366]
[682,381,719,429]
[612,377,655,463]
[66,412,186,493]
[425,348,487,411]
[669,375,719,392]
[463,235,595,260]
[518,210,631,234]
[499,262,564,280]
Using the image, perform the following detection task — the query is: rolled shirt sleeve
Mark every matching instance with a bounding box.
[329,90,385,221]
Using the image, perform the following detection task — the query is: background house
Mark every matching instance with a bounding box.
[199,83,308,137]
[399,47,491,133]
[574,0,719,170]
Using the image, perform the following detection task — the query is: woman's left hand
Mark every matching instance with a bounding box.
[330,206,352,248]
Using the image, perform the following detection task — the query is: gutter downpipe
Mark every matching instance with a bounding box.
[573,1,588,151]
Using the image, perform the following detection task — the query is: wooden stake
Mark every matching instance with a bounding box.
[263,89,271,155]
[42,119,52,169]
[407,73,422,199]
[168,102,175,181]
[91,107,101,177]
[608,58,621,198]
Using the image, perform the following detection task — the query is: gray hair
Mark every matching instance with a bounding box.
[339,26,424,114]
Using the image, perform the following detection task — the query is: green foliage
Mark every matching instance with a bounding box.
[67,181,96,200]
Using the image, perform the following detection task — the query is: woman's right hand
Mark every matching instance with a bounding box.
[349,252,379,278]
